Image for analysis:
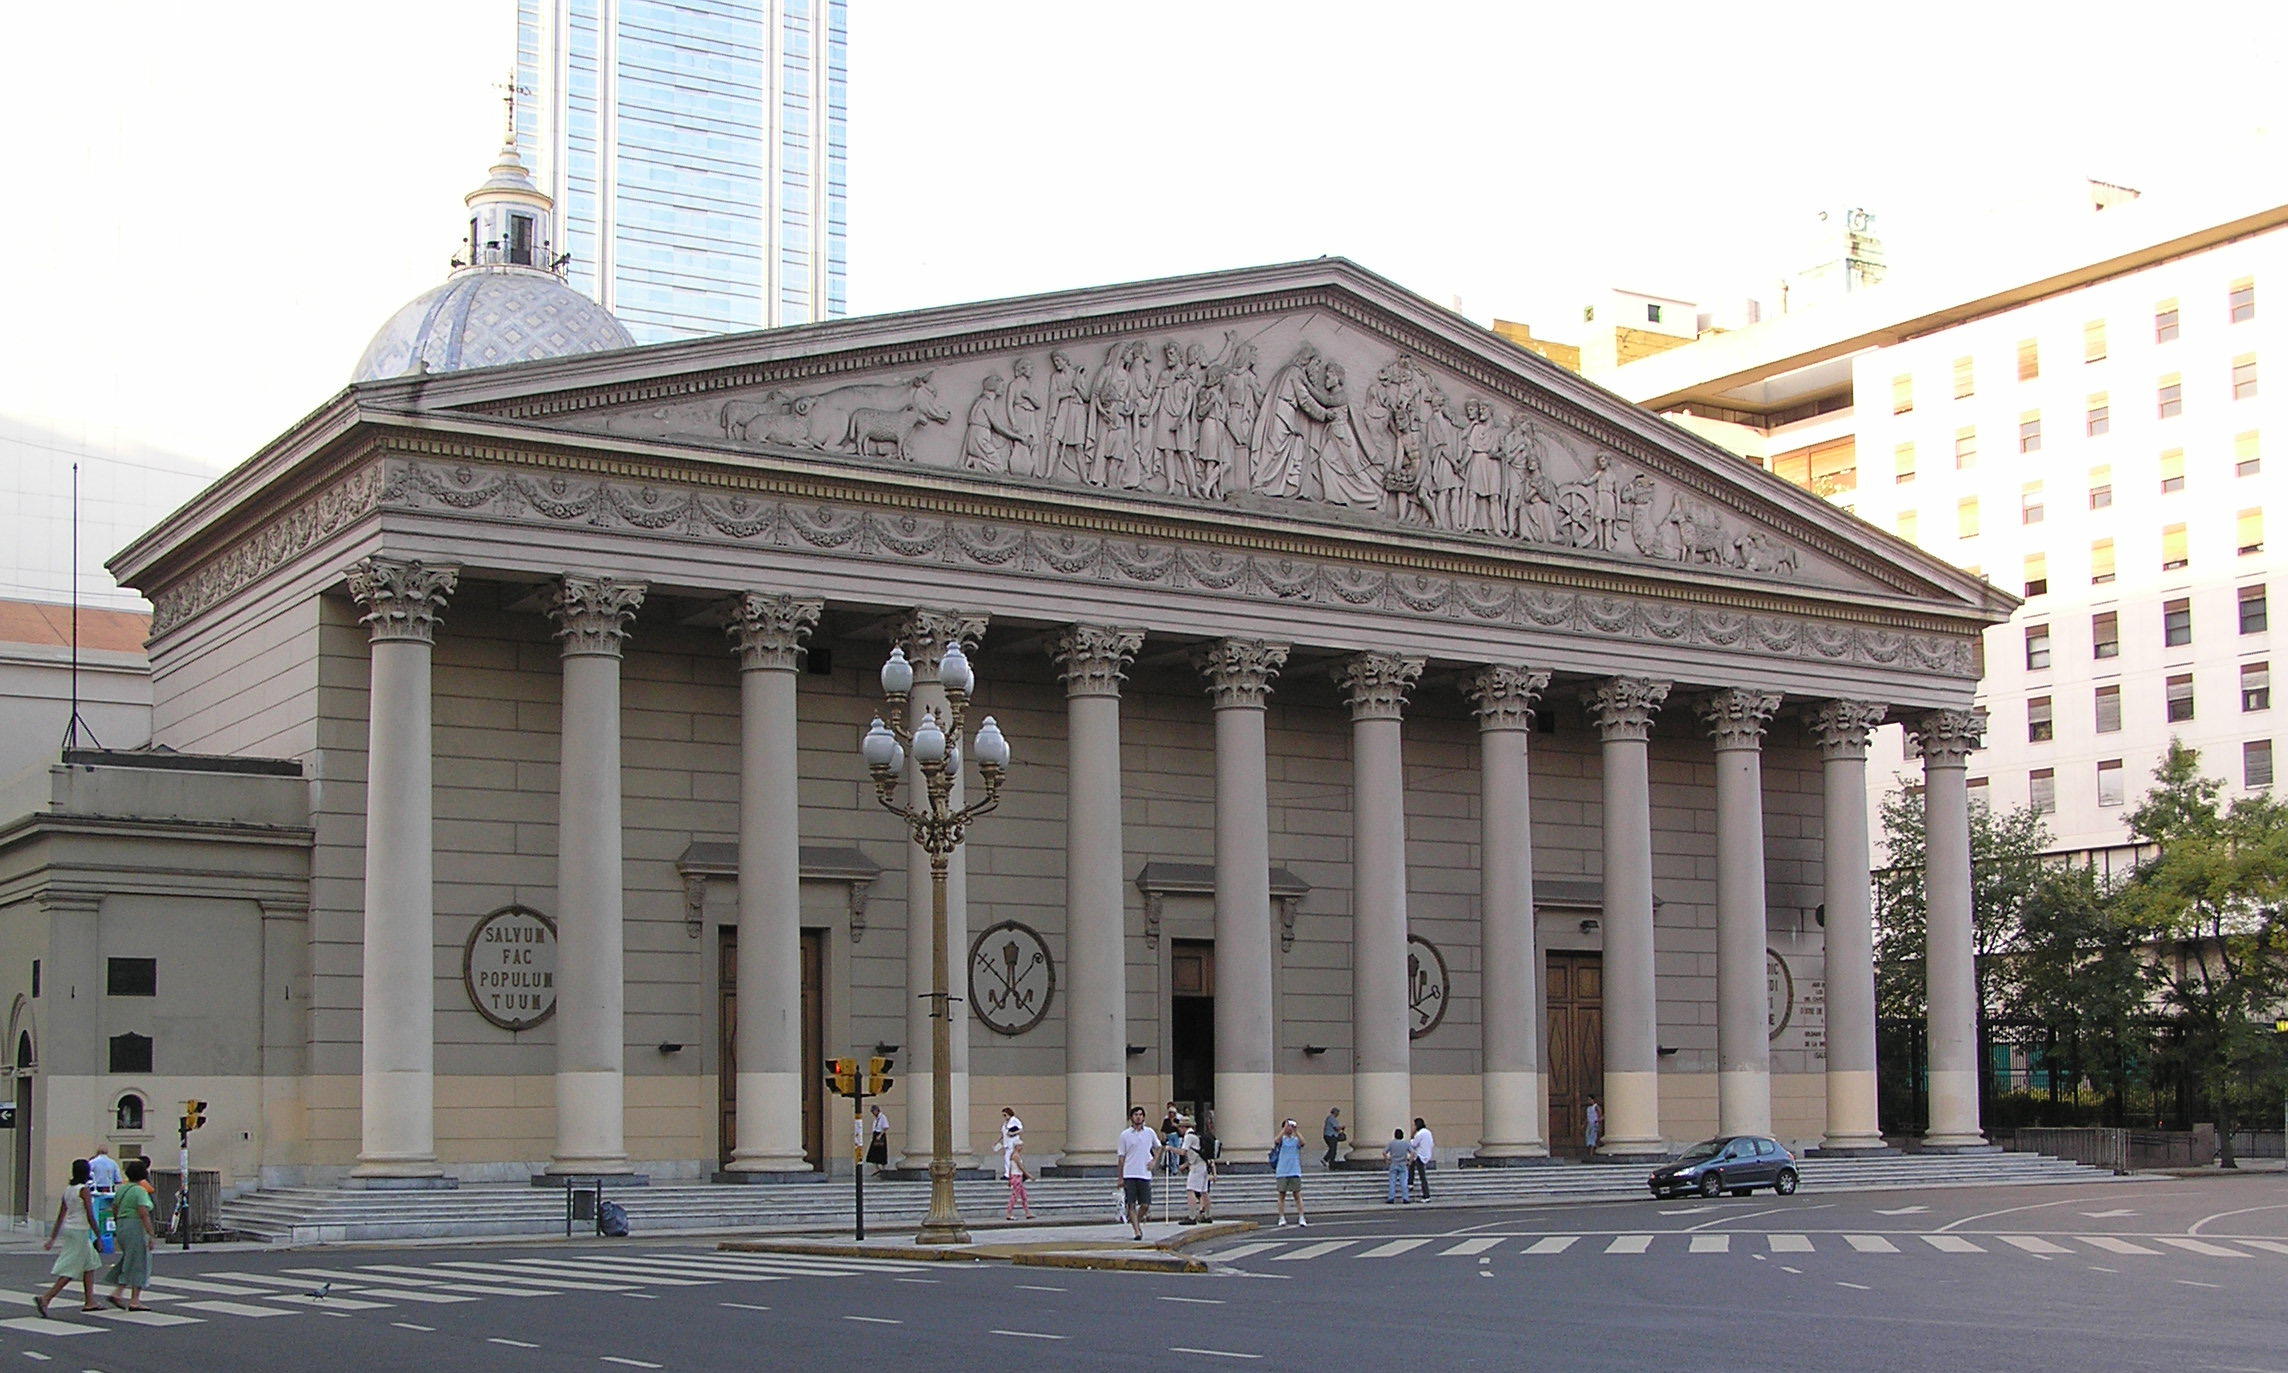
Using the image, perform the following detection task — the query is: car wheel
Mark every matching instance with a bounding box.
[1774,1168,1798,1196]
[1698,1172,1722,1198]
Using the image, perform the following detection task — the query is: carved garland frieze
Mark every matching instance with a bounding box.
[149,464,388,636]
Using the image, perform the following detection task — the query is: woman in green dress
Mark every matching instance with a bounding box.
[104,1157,157,1310]
[35,1158,102,1317]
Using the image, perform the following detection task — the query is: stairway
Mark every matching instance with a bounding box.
[221,1150,2116,1246]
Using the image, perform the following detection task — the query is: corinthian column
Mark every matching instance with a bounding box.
[1699,688,1782,1137]
[893,609,988,1171]
[1195,639,1288,1158]
[1587,676,1670,1157]
[1051,624,1144,1170]
[1809,700,1890,1153]
[1909,708,1989,1150]
[724,593,822,1175]
[1465,664,1551,1161]
[345,556,458,1182]
[547,575,647,1175]
[1338,651,1425,1148]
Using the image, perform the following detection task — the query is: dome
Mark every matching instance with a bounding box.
[351,269,636,382]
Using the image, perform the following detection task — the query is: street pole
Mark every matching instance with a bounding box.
[177,1123,191,1250]
[923,849,958,1244]
[853,1080,866,1242]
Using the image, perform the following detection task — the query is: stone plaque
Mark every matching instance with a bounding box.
[1407,935,1449,1039]
[969,921,1054,1036]
[1767,949,1795,1041]
[463,905,558,1031]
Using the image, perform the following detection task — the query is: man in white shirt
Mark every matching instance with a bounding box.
[1408,1117,1435,1201]
[88,1148,123,1191]
[1116,1105,1161,1240]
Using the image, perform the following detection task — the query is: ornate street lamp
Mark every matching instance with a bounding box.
[861,641,1010,1245]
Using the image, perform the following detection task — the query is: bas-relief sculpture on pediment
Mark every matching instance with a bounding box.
[555,319,1830,582]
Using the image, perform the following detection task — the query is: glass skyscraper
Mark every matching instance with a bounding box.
[516,0,848,342]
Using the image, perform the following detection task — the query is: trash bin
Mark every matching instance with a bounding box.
[148,1168,221,1241]
[564,1177,602,1236]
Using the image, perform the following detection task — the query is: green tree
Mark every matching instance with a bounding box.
[1997,863,2156,1123]
[2115,740,2288,1165]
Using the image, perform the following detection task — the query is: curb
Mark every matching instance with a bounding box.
[1012,1250,1208,1274]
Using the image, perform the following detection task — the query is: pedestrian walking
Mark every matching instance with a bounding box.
[999,1111,1035,1221]
[866,1105,891,1174]
[1584,1096,1603,1152]
[1272,1119,1309,1227]
[1194,1111,1221,1223]
[1117,1105,1160,1241]
[1383,1128,1411,1203]
[103,1157,158,1311]
[1321,1107,1345,1168]
[1408,1117,1436,1201]
[35,1159,103,1318]
[1178,1117,1210,1225]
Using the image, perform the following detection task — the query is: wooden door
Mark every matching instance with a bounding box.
[720,928,830,1172]
[1546,952,1604,1155]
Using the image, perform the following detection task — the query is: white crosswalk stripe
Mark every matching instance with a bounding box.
[1355,1239,1432,1258]
[1522,1236,1578,1255]
[2080,1236,2162,1255]
[1605,1235,1654,1254]
[1688,1235,1730,1254]
[1844,1234,1899,1253]
[1767,1234,1814,1253]
[1206,1231,2288,1264]
[1999,1236,2072,1254]
[2155,1238,2246,1258]
[1438,1238,1504,1256]
[1923,1236,1984,1253]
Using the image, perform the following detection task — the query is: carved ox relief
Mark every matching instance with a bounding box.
[560,324,1813,579]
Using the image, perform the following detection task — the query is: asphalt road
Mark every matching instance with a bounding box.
[6,1174,2283,1372]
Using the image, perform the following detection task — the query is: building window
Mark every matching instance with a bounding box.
[1896,508,1919,540]
[2022,483,2045,525]
[107,1033,152,1075]
[2089,466,2113,509]
[2244,661,2271,712]
[2028,695,2054,742]
[2237,430,2262,477]
[1583,305,1596,323]
[2243,583,2270,634]
[1957,496,1980,539]
[2087,396,2110,436]
[2233,355,2259,400]
[2162,523,2189,570]
[1895,442,1917,484]
[2090,538,2115,585]
[2084,319,2108,362]
[2167,672,2196,722]
[2164,597,2193,647]
[1953,356,1976,400]
[2022,552,2048,596]
[1955,428,1978,469]
[1892,373,1913,414]
[2094,610,2121,659]
[2096,683,2123,733]
[2019,414,2043,453]
[2025,622,2052,670]
[2159,375,2183,418]
[2156,301,2180,342]
[114,1095,144,1133]
[2240,507,2265,556]
[2160,448,2186,493]
[2230,278,2256,324]
[105,958,157,998]
[1770,439,1857,497]
[2247,739,2275,788]
[2018,339,2040,382]
[2098,759,2126,806]
[2029,768,2057,814]
[1646,303,1663,324]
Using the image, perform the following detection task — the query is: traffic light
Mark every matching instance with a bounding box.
[826,1058,858,1098]
[866,1055,894,1097]
[180,1099,207,1133]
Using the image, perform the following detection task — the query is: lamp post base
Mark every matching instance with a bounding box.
[915,1160,970,1245]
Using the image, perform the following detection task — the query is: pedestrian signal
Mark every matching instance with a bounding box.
[866,1055,894,1097]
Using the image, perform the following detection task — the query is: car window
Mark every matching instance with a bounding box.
[1678,1141,1721,1161]
[1756,1139,1778,1158]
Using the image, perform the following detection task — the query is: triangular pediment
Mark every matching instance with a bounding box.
[372,260,2002,614]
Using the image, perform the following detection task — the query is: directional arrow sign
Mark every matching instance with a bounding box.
[1874,1206,1929,1215]
[2079,1209,2138,1218]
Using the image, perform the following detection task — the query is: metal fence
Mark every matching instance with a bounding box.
[1997,1126,2221,1173]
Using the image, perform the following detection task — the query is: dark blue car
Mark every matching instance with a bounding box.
[1648,1135,1799,1198]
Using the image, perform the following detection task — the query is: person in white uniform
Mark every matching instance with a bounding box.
[1116,1105,1161,1241]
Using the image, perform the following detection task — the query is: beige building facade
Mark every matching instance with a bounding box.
[0,261,2006,1209]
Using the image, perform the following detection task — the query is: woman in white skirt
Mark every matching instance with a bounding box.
[36,1158,103,1317]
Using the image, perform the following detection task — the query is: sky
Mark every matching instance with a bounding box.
[2,0,2283,481]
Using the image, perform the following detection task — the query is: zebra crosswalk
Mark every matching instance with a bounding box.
[4,1248,917,1339]
[1206,1232,2288,1265]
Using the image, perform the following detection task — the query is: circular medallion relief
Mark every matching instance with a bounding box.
[1407,935,1449,1039]
[969,921,1055,1036]
[1767,949,1795,1041]
[463,905,558,1031]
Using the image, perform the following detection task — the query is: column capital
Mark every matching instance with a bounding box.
[1050,624,1145,698]
[1195,638,1289,709]
[1337,652,1426,722]
[726,593,823,672]
[890,608,988,676]
[1906,707,1987,767]
[1464,664,1551,731]
[1587,677,1671,743]
[1698,688,1782,751]
[1808,700,1889,760]
[346,557,459,645]
[550,576,648,658]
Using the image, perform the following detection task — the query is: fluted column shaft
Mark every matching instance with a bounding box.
[347,557,458,1180]
[1702,689,1781,1137]
[548,576,647,1174]
[1913,708,1989,1148]
[1588,677,1670,1155]
[1197,640,1288,1156]
[1812,701,1889,1151]
[896,610,987,1170]
[1467,665,1550,1159]
[1053,626,1143,1167]
[1339,652,1424,1145]
[725,594,822,1173]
